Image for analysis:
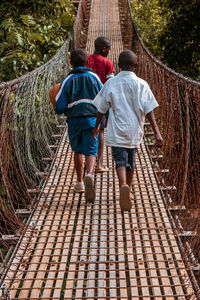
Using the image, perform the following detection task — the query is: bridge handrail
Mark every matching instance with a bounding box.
[0,34,71,242]
[73,0,90,49]
[0,39,70,90]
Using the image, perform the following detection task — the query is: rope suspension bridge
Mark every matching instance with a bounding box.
[0,0,200,298]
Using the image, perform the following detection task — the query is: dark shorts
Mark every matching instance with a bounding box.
[67,117,98,156]
[112,147,138,171]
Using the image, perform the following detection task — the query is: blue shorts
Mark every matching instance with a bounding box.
[67,117,98,156]
[112,147,137,171]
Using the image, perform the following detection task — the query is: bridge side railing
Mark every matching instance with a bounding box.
[0,38,70,242]
[73,0,90,49]
[119,0,200,210]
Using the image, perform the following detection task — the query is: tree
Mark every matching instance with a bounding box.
[131,0,200,80]
[0,0,75,81]
[159,0,200,79]
[131,0,166,57]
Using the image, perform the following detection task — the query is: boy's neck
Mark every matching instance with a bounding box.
[94,51,107,57]
[72,65,86,69]
[121,68,134,72]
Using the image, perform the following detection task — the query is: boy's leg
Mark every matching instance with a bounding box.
[116,166,135,197]
[126,148,137,195]
[68,117,98,195]
[96,117,108,172]
[74,152,85,192]
[126,168,135,187]
[74,152,84,182]
[96,129,104,169]
[112,147,132,210]
[82,122,98,203]
[67,119,85,192]
[116,166,127,186]
[84,155,96,202]
[85,155,96,175]
[126,168,135,199]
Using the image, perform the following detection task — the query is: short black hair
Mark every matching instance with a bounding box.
[70,49,87,67]
[94,36,111,51]
[118,50,137,69]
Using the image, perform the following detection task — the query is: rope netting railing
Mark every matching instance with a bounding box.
[73,0,91,49]
[119,0,200,273]
[0,0,200,293]
[0,39,70,265]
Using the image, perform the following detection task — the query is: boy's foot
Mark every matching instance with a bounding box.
[120,185,132,211]
[74,181,85,193]
[84,174,95,203]
[95,166,109,173]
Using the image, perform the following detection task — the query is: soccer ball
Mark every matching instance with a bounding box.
[49,83,60,107]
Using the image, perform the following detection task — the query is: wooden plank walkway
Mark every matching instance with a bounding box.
[0,0,197,299]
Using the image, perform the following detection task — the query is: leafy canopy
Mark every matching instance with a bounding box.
[0,0,75,82]
[158,0,200,79]
[131,0,200,80]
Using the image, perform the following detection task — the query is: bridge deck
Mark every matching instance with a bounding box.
[1,0,196,299]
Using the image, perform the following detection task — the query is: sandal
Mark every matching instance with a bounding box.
[95,166,109,173]
[119,185,132,211]
[84,174,95,203]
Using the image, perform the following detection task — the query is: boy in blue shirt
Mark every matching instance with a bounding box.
[54,49,102,202]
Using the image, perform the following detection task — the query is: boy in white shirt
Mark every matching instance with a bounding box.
[92,50,163,210]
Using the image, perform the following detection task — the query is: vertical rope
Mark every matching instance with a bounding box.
[181,89,190,206]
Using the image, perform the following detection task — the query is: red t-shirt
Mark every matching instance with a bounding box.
[87,54,115,84]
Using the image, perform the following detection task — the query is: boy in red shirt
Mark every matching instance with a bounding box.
[87,36,115,172]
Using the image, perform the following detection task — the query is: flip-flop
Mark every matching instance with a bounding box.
[119,185,132,211]
[84,174,95,203]
[95,166,109,173]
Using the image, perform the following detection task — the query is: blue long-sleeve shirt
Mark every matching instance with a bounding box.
[55,67,103,118]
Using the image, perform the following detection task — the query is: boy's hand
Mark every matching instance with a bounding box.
[155,132,164,147]
[92,127,100,141]
[105,118,108,128]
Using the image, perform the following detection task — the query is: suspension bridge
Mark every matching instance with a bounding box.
[0,0,200,299]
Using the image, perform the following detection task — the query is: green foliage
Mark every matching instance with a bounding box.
[131,0,200,80]
[158,0,200,79]
[131,0,166,57]
[0,0,75,82]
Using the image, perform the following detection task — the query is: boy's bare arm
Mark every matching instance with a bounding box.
[92,112,104,141]
[146,111,163,147]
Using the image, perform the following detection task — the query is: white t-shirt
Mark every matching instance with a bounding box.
[93,71,159,148]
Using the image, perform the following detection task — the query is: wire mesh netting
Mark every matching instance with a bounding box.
[0,0,200,297]
[0,39,70,264]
